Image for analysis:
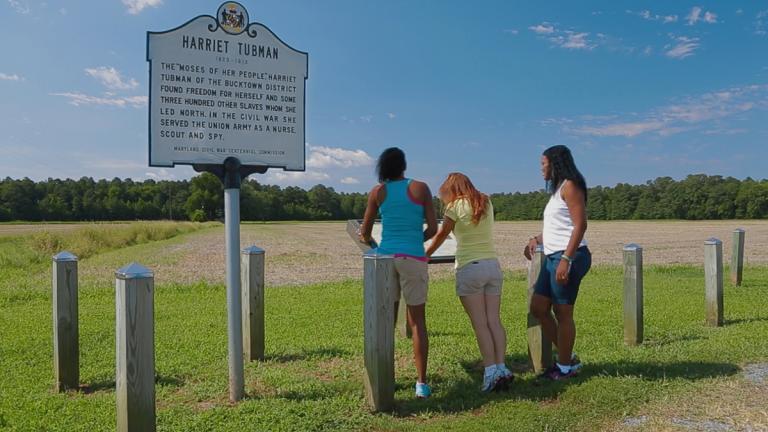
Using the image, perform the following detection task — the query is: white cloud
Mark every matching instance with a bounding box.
[145,168,176,180]
[7,0,30,14]
[665,36,700,59]
[686,6,717,25]
[564,84,768,138]
[502,29,519,35]
[687,6,703,25]
[0,72,23,81]
[628,9,678,23]
[529,22,598,51]
[528,23,555,34]
[59,7,66,15]
[386,112,396,119]
[122,0,162,15]
[307,145,374,169]
[85,66,139,90]
[359,115,373,123]
[756,10,768,35]
[550,31,595,50]
[264,145,373,187]
[50,92,148,108]
[270,171,330,183]
[576,121,666,138]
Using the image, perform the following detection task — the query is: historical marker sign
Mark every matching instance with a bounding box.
[147,1,308,170]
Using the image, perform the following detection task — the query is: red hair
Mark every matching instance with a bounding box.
[439,173,489,225]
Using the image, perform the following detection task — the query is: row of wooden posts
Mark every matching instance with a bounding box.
[52,247,266,432]
[53,229,747,426]
[364,229,747,411]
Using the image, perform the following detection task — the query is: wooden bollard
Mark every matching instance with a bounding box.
[116,263,156,432]
[526,245,552,373]
[704,238,724,327]
[53,251,79,392]
[241,246,265,362]
[623,244,643,346]
[362,251,395,412]
[731,229,745,286]
[396,296,412,339]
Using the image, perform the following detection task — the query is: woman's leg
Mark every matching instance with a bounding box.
[553,304,575,365]
[530,293,559,350]
[459,294,496,367]
[406,303,428,383]
[483,294,507,365]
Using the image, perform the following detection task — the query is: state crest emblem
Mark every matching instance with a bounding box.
[217,2,248,35]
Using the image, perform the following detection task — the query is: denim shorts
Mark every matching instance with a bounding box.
[533,246,591,305]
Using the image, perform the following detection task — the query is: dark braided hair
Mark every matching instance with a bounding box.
[376,147,406,183]
[542,145,587,202]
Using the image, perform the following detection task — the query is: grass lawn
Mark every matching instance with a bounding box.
[1,229,767,431]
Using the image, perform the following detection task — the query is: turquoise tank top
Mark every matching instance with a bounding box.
[378,179,425,257]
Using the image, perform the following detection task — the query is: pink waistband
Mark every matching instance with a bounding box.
[394,253,429,262]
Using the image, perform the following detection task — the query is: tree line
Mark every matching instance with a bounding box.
[0,174,766,222]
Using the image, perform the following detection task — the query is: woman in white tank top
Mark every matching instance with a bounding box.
[523,145,592,381]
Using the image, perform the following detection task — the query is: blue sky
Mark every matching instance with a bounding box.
[1,1,767,193]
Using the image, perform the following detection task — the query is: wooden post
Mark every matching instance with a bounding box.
[704,238,724,327]
[362,251,395,412]
[623,244,643,346]
[241,246,265,362]
[53,251,79,392]
[731,229,745,286]
[115,263,156,432]
[395,297,412,339]
[526,245,552,373]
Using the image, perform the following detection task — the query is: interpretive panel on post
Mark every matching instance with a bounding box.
[147,2,308,170]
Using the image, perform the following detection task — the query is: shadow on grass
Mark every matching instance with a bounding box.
[390,359,739,417]
[643,334,705,347]
[79,374,185,394]
[264,347,352,363]
[724,317,768,326]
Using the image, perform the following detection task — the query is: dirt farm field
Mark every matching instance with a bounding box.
[6,220,763,287]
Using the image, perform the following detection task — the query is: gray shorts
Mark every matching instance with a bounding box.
[393,257,429,305]
[455,258,503,297]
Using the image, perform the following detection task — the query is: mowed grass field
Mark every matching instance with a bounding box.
[1,221,768,431]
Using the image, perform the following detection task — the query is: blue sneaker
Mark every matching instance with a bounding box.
[415,382,432,398]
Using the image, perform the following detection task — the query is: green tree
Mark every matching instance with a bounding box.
[185,173,223,221]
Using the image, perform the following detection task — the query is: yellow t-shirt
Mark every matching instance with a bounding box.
[444,198,497,269]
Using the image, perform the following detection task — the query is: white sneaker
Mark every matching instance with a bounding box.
[480,370,501,392]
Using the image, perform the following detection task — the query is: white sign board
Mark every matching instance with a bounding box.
[147,2,308,170]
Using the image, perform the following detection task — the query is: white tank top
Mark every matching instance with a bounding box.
[542,181,587,255]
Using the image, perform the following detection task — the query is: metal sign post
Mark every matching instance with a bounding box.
[147,2,308,402]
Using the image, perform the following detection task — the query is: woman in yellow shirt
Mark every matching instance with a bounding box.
[426,172,512,392]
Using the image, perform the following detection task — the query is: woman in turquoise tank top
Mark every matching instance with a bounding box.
[359,147,438,399]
